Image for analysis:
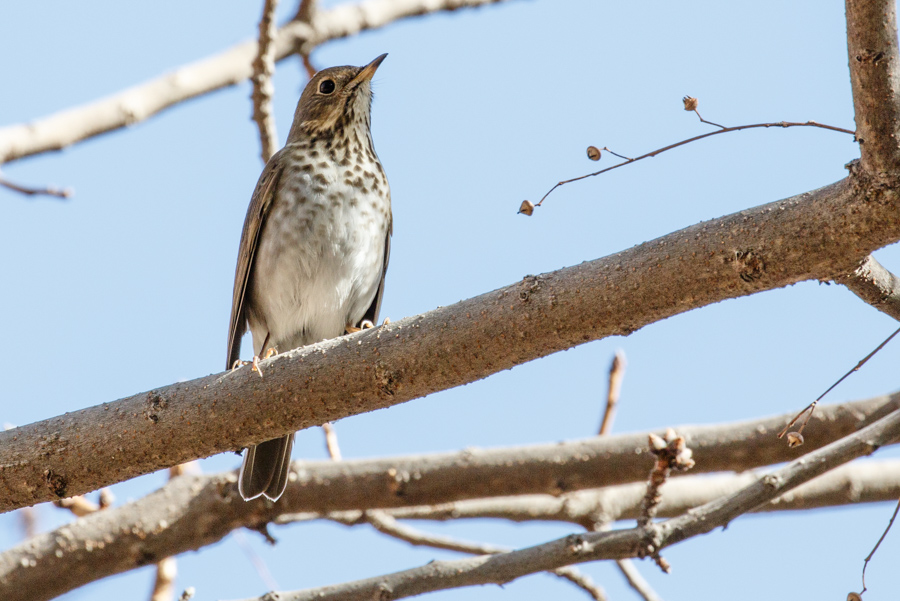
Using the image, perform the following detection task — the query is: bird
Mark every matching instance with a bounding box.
[227,54,392,502]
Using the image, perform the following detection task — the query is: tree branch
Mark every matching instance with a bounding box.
[360,512,607,600]
[2,175,900,512]
[2,396,897,601]
[846,0,900,175]
[838,254,900,321]
[376,458,900,528]
[226,407,900,601]
[0,0,512,165]
[250,0,280,164]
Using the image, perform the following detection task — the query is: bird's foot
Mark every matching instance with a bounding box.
[346,318,390,335]
[233,348,277,378]
[251,347,279,378]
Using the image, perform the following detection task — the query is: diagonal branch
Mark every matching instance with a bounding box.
[360,513,607,600]
[2,395,897,601]
[2,173,900,512]
[227,407,900,601]
[0,0,512,165]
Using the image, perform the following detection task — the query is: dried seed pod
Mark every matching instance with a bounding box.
[518,200,535,216]
[682,96,698,111]
[847,593,862,601]
[786,431,804,448]
[586,146,601,161]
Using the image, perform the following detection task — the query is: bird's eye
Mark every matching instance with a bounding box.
[319,79,336,94]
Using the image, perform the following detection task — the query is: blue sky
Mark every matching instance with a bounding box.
[2,1,900,599]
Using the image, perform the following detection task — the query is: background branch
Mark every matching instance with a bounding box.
[3,395,897,601]
[228,408,900,601]
[0,0,511,165]
[250,0,280,164]
[846,0,900,175]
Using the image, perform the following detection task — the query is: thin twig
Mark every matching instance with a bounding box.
[682,97,726,129]
[638,430,695,573]
[0,174,71,199]
[595,351,663,601]
[616,559,663,601]
[234,530,280,591]
[251,0,280,163]
[17,507,36,540]
[859,496,900,596]
[322,422,342,460]
[531,120,855,209]
[778,326,900,441]
[150,557,177,601]
[599,350,626,435]
[301,54,318,79]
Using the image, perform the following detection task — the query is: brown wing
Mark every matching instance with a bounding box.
[360,214,392,327]
[226,154,285,369]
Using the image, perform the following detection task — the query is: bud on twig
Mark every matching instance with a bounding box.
[518,200,535,216]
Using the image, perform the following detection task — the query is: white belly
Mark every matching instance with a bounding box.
[247,155,390,354]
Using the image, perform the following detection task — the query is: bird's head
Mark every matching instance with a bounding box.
[287,54,387,142]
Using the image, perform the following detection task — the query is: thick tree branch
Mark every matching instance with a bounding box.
[0,0,511,165]
[2,396,897,601]
[227,408,900,601]
[846,0,900,175]
[2,176,900,512]
[838,254,900,321]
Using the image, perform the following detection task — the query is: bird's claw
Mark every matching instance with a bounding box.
[233,347,278,378]
[346,318,390,335]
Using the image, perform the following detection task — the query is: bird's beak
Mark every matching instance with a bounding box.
[351,53,388,87]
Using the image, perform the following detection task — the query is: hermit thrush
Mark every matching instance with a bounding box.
[227,54,392,501]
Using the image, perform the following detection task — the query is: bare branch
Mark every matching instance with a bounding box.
[251,0,280,164]
[778,326,900,440]
[0,173,71,199]
[838,255,900,322]
[3,171,900,511]
[859,496,900,596]
[0,0,512,165]
[846,0,900,174]
[149,557,177,601]
[322,422,342,461]
[227,408,900,601]
[376,458,900,528]
[527,121,855,211]
[4,395,898,601]
[598,350,625,436]
[361,511,607,599]
[615,559,663,601]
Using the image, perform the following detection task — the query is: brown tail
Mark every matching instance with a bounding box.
[238,434,294,501]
